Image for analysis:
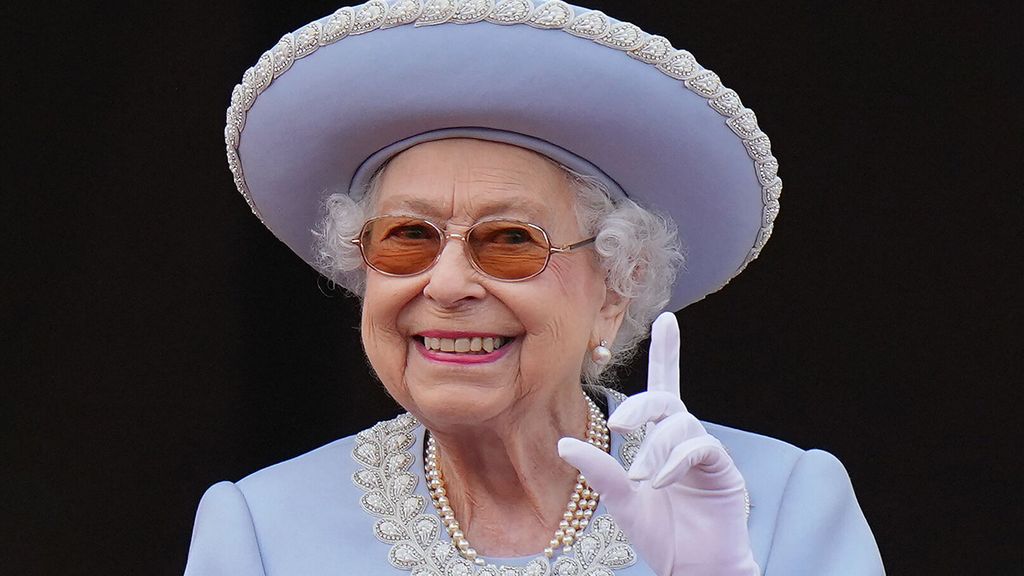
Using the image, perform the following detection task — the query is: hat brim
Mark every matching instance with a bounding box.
[226,1,781,311]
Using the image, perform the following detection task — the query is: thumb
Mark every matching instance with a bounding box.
[558,437,633,502]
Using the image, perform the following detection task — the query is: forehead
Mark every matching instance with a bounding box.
[373,139,574,223]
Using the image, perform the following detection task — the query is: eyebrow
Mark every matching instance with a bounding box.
[381,197,444,217]
[382,196,549,222]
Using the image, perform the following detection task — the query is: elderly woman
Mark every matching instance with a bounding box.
[187,2,883,575]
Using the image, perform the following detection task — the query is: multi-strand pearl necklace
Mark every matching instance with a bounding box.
[425,394,610,565]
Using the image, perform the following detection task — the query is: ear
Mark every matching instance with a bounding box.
[591,288,630,347]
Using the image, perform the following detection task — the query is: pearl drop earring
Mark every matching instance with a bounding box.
[591,339,611,365]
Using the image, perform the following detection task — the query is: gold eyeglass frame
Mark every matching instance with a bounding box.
[351,215,596,281]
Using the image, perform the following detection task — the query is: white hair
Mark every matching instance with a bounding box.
[313,160,684,385]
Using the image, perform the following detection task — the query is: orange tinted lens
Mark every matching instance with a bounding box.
[361,217,441,275]
[467,221,550,279]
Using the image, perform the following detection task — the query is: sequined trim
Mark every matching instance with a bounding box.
[226,0,781,276]
[352,409,639,574]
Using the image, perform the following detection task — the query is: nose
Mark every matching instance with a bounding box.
[421,235,486,308]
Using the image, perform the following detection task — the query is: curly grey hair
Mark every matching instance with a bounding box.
[314,159,683,385]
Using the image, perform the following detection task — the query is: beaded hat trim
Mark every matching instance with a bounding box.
[225,0,781,284]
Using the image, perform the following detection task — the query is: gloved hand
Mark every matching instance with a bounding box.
[559,312,759,576]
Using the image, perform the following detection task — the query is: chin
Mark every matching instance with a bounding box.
[405,379,518,430]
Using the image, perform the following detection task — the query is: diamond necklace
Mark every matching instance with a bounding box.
[424,394,610,565]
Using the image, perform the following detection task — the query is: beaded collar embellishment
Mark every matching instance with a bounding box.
[352,391,646,575]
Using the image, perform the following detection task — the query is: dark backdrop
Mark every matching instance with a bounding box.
[6,1,1020,574]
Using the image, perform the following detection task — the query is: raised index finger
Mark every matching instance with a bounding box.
[647,312,681,398]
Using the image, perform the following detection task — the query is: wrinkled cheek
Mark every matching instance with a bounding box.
[517,337,581,391]
[546,257,603,300]
[361,313,408,391]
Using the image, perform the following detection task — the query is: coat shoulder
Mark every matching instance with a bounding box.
[702,421,807,482]
[235,434,359,496]
[701,422,882,573]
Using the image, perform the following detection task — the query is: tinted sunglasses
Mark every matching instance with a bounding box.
[352,215,596,281]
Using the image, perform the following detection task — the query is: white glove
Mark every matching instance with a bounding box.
[559,313,759,576]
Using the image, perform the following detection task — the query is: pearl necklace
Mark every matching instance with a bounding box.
[425,394,610,565]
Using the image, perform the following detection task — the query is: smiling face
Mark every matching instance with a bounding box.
[360,139,624,431]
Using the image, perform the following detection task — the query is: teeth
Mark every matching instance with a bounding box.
[423,336,510,353]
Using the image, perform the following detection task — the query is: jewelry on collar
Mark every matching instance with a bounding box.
[424,393,610,565]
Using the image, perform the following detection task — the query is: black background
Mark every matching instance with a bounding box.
[6,1,1020,574]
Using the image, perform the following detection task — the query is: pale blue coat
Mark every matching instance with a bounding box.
[184,392,884,575]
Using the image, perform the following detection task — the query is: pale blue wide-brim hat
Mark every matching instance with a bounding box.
[225,0,782,311]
